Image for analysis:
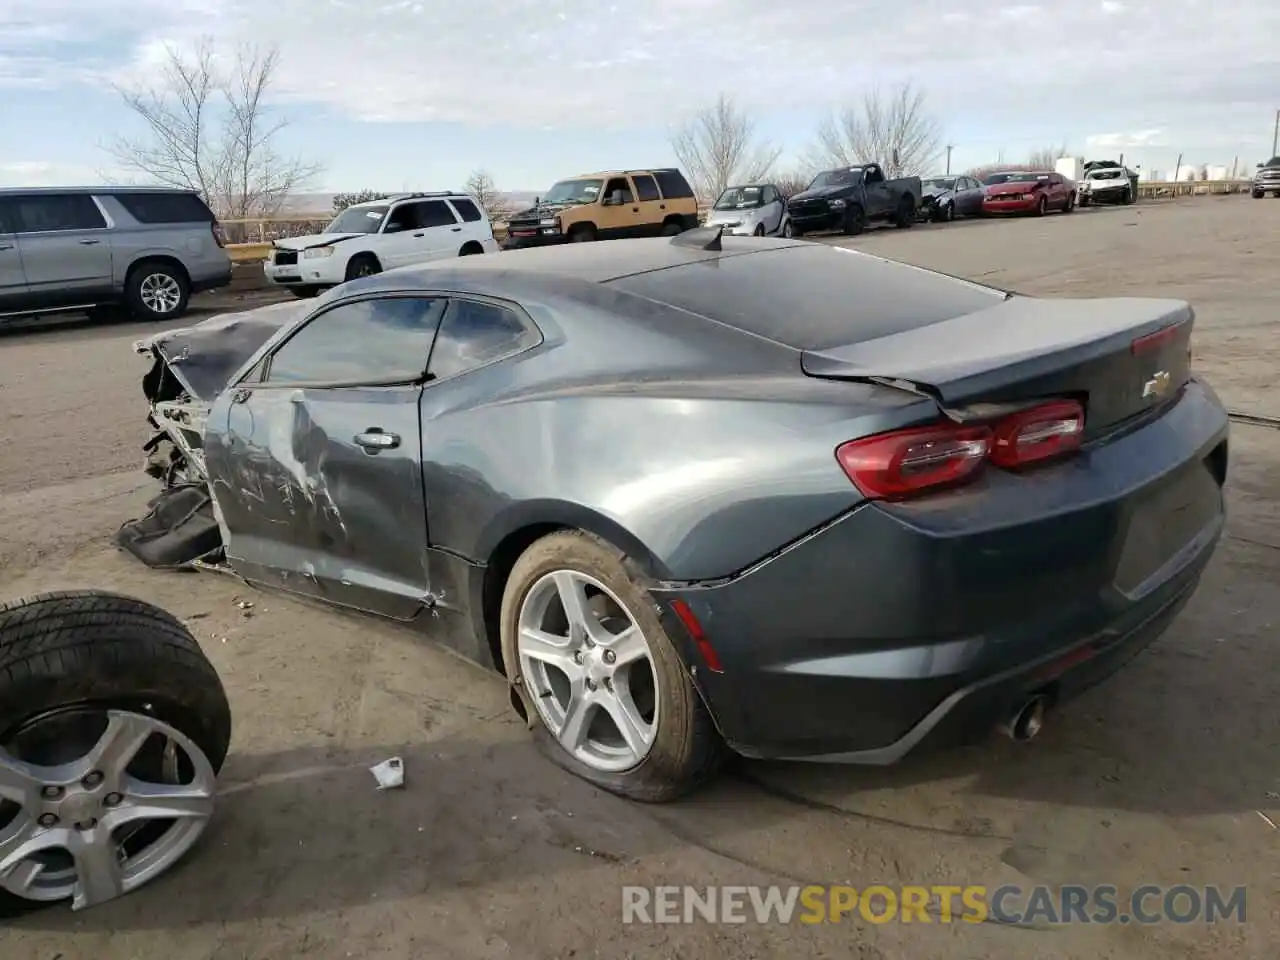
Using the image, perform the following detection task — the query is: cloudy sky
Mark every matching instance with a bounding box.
[2,0,1278,194]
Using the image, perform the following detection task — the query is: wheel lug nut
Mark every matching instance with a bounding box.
[40,785,64,800]
[573,651,584,664]
[104,793,123,807]
[602,650,616,664]
[584,679,596,691]
[37,813,59,828]
[75,819,98,831]
[82,771,104,789]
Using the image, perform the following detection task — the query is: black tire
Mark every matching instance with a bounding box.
[499,531,725,803]
[1063,192,1076,213]
[0,591,231,917]
[124,261,190,322]
[1035,195,1048,217]
[459,242,484,256]
[1252,190,1264,199]
[893,197,915,228]
[1080,195,1092,207]
[344,254,381,281]
[1122,186,1135,205]
[569,224,598,243]
[753,224,766,237]
[289,285,323,299]
[841,204,866,236]
[781,220,794,238]
[661,221,683,237]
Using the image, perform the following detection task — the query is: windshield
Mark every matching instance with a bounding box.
[540,179,604,205]
[326,205,388,234]
[983,171,1047,185]
[1263,157,1280,168]
[714,186,765,210]
[808,168,863,189]
[922,178,957,192]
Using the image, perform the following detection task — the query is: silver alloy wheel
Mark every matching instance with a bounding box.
[782,220,793,238]
[139,273,182,315]
[0,710,216,910]
[517,570,659,773]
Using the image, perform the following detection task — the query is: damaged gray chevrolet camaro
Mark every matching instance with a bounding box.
[127,228,1229,802]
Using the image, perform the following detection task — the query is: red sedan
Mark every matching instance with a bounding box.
[981,170,1076,216]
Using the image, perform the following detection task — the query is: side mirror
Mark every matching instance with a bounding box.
[1257,163,1264,169]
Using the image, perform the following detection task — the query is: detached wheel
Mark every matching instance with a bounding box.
[500,531,724,803]
[0,591,230,916]
[125,262,189,322]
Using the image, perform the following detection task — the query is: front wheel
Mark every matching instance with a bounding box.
[1063,192,1076,213]
[344,254,381,281]
[569,224,598,242]
[0,591,230,916]
[1035,196,1048,217]
[841,205,867,236]
[500,531,724,803]
[1252,190,1265,199]
[781,219,794,238]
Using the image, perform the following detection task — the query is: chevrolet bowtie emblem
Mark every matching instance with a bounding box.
[1142,370,1171,399]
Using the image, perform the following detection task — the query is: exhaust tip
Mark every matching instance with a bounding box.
[1001,695,1048,742]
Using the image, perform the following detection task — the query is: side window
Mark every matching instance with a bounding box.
[449,198,483,222]
[417,200,458,228]
[427,299,538,382]
[632,175,660,202]
[761,185,778,204]
[652,170,694,199]
[603,177,634,203]
[112,192,214,224]
[11,194,106,232]
[383,203,419,233]
[864,166,884,185]
[264,297,446,385]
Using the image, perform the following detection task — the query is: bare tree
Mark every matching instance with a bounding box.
[465,169,509,219]
[669,94,782,202]
[107,37,321,220]
[1027,143,1069,170]
[807,83,943,178]
[775,170,815,198]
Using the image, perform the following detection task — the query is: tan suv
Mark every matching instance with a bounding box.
[503,168,700,248]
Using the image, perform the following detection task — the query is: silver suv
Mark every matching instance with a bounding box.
[0,187,233,323]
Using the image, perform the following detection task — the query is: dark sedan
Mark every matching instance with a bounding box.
[919,175,985,221]
[127,229,1228,802]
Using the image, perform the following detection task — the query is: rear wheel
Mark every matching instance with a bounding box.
[344,254,381,281]
[125,262,189,322]
[500,531,724,803]
[0,591,230,916]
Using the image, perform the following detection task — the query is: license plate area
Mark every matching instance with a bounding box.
[1113,462,1222,598]
[274,273,301,282]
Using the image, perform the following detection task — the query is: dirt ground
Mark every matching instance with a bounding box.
[1,199,1278,960]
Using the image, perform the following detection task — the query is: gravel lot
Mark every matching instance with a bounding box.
[1,199,1277,960]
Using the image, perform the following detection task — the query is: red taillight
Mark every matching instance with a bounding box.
[837,400,1086,500]
[211,222,226,248]
[837,424,992,500]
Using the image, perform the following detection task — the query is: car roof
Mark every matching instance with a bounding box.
[0,185,202,196]
[355,234,1007,353]
[569,168,682,179]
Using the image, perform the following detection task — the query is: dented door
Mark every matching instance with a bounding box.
[210,383,430,619]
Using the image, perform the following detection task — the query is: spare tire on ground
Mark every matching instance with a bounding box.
[0,591,230,916]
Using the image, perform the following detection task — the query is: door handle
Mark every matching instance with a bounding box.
[659,203,666,209]
[78,238,101,245]
[413,232,425,237]
[450,226,461,232]
[353,430,400,453]
[632,207,639,213]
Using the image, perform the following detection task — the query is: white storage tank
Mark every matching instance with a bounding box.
[1056,156,1083,181]
[1144,169,1162,182]
[1205,164,1228,181]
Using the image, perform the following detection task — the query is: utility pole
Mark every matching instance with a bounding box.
[1273,109,1279,157]
[945,145,953,174]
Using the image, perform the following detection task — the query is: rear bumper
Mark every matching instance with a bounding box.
[653,378,1229,762]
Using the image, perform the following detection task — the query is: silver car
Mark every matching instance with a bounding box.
[0,186,233,324]
[703,183,792,237]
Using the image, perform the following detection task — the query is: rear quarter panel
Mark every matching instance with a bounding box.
[414,289,932,581]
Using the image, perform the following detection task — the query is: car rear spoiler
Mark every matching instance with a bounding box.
[799,296,1194,404]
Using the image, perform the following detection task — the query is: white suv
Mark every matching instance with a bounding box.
[263,192,499,297]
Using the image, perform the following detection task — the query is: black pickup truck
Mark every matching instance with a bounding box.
[786,163,921,236]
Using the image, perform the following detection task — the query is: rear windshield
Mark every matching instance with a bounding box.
[112,191,214,223]
[607,244,1007,351]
